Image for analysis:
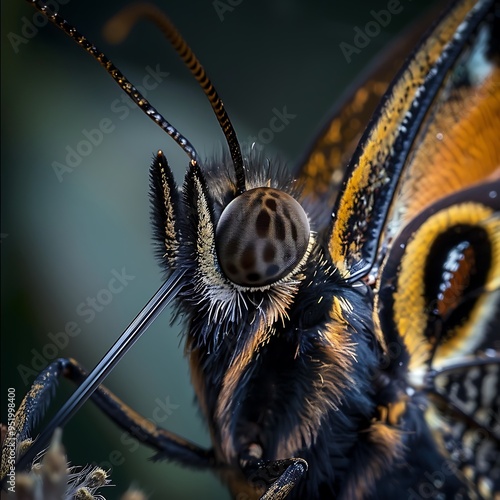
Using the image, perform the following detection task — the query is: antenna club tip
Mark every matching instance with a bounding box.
[103,4,162,45]
[102,16,133,45]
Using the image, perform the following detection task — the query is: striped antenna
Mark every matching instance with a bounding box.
[28,0,200,163]
[103,3,246,194]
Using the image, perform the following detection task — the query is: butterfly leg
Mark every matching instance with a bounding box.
[242,456,308,500]
[1,357,214,481]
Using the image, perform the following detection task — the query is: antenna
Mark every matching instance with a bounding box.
[27,0,246,193]
[27,0,199,162]
[14,268,185,474]
[104,3,246,193]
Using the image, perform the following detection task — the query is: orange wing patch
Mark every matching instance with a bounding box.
[329,0,480,276]
[389,68,500,235]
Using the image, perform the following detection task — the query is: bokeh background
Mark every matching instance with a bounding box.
[2,0,437,498]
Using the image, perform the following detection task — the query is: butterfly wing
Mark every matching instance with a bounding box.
[300,0,499,496]
[428,355,500,495]
[376,179,500,496]
[294,0,498,284]
[366,0,500,495]
[294,4,442,206]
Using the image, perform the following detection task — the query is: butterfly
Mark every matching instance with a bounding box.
[1,0,495,500]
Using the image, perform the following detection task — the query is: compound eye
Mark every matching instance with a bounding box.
[215,187,310,286]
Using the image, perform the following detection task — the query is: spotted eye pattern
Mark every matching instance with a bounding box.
[215,187,310,287]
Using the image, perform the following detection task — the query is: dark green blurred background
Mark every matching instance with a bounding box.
[2,1,436,498]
